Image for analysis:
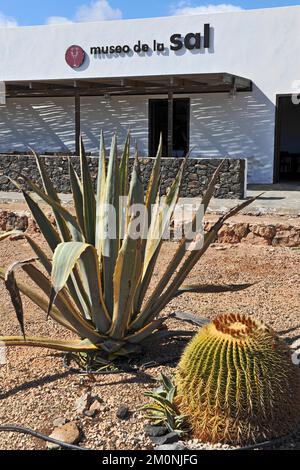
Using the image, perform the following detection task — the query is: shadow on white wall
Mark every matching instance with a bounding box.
[190,85,275,184]
[0,98,75,153]
[80,96,149,156]
[0,86,275,184]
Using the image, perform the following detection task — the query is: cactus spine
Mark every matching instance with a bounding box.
[175,313,300,445]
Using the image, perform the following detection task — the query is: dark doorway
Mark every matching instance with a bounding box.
[274,95,300,182]
[149,98,190,157]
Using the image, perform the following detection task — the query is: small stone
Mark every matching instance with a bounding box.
[47,422,81,450]
[74,392,93,414]
[150,432,180,446]
[214,245,228,251]
[53,417,67,428]
[187,181,199,189]
[88,399,102,416]
[155,442,187,451]
[144,425,168,437]
[9,233,25,241]
[116,405,130,420]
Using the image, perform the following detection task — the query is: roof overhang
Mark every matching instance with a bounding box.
[4,73,252,98]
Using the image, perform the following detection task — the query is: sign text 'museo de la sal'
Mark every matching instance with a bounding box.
[90,23,211,56]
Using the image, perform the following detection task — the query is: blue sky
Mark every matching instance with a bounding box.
[0,0,300,27]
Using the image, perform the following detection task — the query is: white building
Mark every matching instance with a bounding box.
[0,5,300,184]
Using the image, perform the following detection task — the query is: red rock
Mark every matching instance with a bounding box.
[251,224,276,241]
[243,232,270,246]
[218,223,249,244]
[273,227,300,247]
[47,422,81,450]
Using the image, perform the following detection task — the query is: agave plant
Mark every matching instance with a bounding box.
[142,374,189,434]
[0,133,259,362]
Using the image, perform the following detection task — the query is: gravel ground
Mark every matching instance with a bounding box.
[0,236,299,450]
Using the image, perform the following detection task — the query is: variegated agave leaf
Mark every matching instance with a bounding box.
[0,133,258,359]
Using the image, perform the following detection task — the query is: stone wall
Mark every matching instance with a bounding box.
[0,155,246,199]
[1,210,299,247]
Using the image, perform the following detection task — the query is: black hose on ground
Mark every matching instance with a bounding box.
[236,430,299,451]
[0,425,90,451]
[0,424,298,451]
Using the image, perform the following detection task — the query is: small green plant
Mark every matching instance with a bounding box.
[0,133,258,363]
[142,374,189,434]
[175,313,300,445]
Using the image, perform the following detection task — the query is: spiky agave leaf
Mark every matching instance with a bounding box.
[101,134,120,317]
[161,159,224,271]
[50,242,110,334]
[110,158,144,339]
[0,133,259,361]
[130,158,186,331]
[80,137,96,245]
[95,131,107,258]
[0,336,100,352]
[142,374,189,434]
[137,192,264,327]
[29,151,83,248]
[131,136,163,315]
[4,258,37,339]
[119,131,130,198]
[21,166,100,321]
[22,264,104,344]
[69,159,85,235]
[138,160,225,322]
[9,175,93,320]
[19,176,84,243]
[119,132,130,245]
[0,267,76,333]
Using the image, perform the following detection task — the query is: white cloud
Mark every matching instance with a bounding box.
[46,16,73,25]
[75,0,122,22]
[45,1,122,25]
[171,2,243,16]
[0,11,18,28]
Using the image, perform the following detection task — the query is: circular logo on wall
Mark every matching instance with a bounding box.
[65,45,85,68]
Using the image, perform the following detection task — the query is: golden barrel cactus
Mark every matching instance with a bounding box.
[175,313,300,445]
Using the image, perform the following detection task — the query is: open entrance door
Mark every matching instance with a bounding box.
[149,98,190,157]
[274,95,300,182]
